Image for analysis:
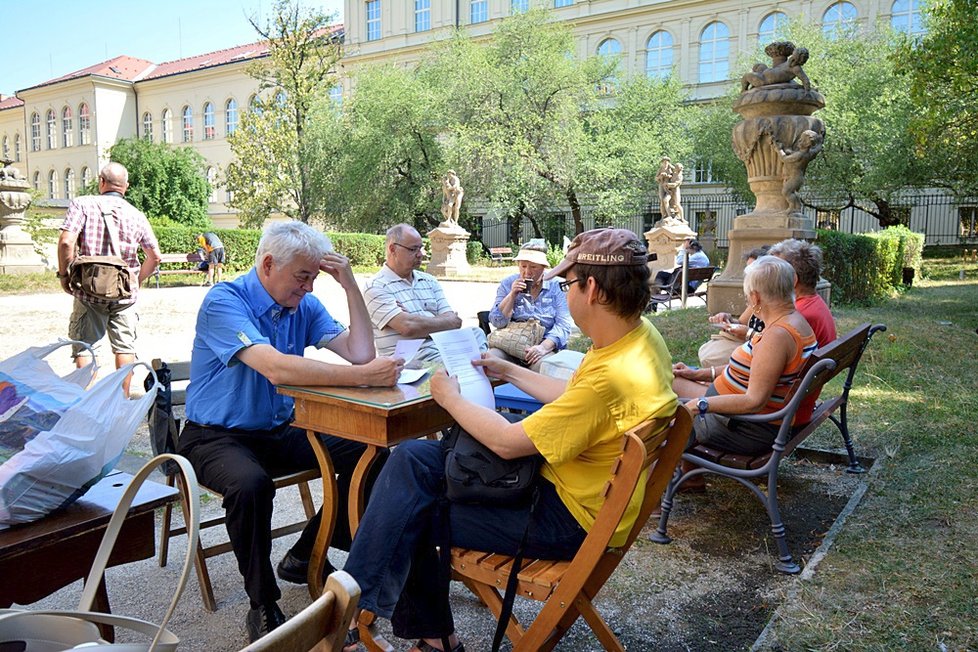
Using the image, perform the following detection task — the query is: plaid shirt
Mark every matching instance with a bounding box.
[60,192,159,305]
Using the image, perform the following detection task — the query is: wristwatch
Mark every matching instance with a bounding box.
[696,398,709,418]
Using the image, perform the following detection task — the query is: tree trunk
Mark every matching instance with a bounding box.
[871,196,902,228]
[566,187,584,235]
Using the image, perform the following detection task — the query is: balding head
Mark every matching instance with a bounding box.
[99,162,129,193]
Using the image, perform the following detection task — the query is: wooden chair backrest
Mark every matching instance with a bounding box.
[791,322,872,404]
[238,571,360,652]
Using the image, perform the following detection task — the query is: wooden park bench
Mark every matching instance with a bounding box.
[648,265,716,311]
[651,322,887,573]
[148,359,320,611]
[150,252,204,288]
[488,246,515,266]
[451,408,691,651]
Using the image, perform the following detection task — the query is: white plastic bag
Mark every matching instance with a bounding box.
[0,341,159,527]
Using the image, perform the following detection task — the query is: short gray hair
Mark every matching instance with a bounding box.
[743,255,795,304]
[768,238,823,291]
[255,221,332,268]
[386,223,418,245]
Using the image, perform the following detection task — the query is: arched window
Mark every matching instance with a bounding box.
[14,134,20,161]
[30,113,41,151]
[698,21,730,83]
[32,171,40,191]
[822,2,857,37]
[81,166,92,189]
[206,166,218,202]
[203,102,215,140]
[48,170,58,199]
[161,109,171,143]
[225,98,238,135]
[142,112,153,142]
[597,38,622,91]
[758,11,788,44]
[1,136,7,159]
[646,31,674,79]
[275,91,287,108]
[328,84,343,107]
[470,0,488,24]
[249,94,261,114]
[78,103,91,145]
[62,106,73,147]
[891,0,924,34]
[511,0,528,14]
[46,109,57,149]
[64,168,76,200]
[182,105,194,143]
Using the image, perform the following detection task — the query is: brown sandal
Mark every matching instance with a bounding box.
[415,639,465,652]
[342,627,360,652]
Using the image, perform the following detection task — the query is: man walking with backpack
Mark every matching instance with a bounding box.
[56,162,161,396]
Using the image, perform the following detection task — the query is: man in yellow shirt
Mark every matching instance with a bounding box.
[341,228,677,652]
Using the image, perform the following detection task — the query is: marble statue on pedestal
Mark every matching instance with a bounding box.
[440,170,464,228]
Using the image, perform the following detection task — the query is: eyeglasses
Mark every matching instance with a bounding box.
[558,278,581,292]
[393,242,423,254]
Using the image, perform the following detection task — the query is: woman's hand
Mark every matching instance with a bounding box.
[510,277,529,296]
[708,312,732,325]
[523,343,550,367]
[430,368,461,405]
[672,362,709,382]
[725,323,748,339]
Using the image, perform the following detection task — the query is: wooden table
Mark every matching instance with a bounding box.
[278,379,453,596]
[0,470,179,640]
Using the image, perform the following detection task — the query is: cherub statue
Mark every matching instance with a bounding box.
[440,170,464,227]
[777,130,823,213]
[667,163,685,223]
[655,157,674,218]
[741,47,811,92]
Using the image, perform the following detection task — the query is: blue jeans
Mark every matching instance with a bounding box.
[344,438,587,641]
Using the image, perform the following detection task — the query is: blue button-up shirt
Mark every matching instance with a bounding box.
[489,275,573,351]
[186,268,346,430]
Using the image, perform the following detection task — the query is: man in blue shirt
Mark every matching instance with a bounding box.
[178,222,403,643]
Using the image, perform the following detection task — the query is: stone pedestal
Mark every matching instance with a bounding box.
[426,223,471,277]
[644,219,697,278]
[0,163,46,275]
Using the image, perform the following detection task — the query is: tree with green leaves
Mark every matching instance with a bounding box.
[226,0,340,226]
[895,0,978,196]
[306,63,446,232]
[96,137,210,229]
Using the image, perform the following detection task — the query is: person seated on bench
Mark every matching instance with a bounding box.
[340,229,677,652]
[177,222,404,643]
[653,238,711,292]
[700,240,837,417]
[673,255,816,457]
[487,239,573,371]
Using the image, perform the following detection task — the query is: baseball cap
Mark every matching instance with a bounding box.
[545,228,648,279]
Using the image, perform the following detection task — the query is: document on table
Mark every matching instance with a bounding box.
[394,338,425,365]
[397,367,428,385]
[430,329,496,410]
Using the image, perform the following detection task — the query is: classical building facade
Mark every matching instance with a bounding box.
[3,0,939,237]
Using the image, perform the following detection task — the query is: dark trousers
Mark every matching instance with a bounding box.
[178,420,367,606]
[344,438,587,641]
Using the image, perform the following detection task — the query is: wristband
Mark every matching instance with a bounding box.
[56,271,69,279]
[711,366,716,381]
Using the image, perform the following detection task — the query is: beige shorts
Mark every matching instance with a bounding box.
[68,298,138,358]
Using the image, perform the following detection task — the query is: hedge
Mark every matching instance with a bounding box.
[150,225,386,273]
[816,225,924,304]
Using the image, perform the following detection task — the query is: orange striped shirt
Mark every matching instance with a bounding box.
[714,321,817,421]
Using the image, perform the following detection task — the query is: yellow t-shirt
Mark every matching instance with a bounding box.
[522,317,677,547]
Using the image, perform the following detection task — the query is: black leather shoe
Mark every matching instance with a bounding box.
[277,550,337,584]
[246,602,286,642]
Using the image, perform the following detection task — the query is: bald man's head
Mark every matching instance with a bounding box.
[99,162,129,193]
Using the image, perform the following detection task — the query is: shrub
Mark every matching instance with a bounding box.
[817,229,900,304]
[877,225,924,282]
[546,243,564,268]
[328,233,387,266]
[467,241,486,265]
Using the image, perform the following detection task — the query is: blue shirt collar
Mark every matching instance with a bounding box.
[242,267,297,318]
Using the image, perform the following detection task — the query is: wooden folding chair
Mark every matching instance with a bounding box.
[451,407,691,651]
[238,571,360,652]
[151,359,321,611]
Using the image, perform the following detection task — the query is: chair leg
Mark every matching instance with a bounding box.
[176,475,219,611]
[461,576,525,645]
[298,481,316,519]
[158,474,176,567]
[576,596,624,652]
[650,463,683,544]
[764,480,800,575]
[830,404,865,473]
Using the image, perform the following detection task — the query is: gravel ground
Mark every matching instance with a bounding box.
[0,278,864,651]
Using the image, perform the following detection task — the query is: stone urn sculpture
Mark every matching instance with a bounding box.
[0,157,46,274]
[708,42,828,314]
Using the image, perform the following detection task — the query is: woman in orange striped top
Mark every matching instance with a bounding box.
[672,256,817,455]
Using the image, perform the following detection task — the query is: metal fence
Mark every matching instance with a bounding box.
[478,192,978,249]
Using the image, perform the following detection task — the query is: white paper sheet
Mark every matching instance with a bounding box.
[430,329,496,410]
[394,338,425,364]
[396,367,429,385]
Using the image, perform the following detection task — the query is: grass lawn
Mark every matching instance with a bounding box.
[651,257,978,650]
